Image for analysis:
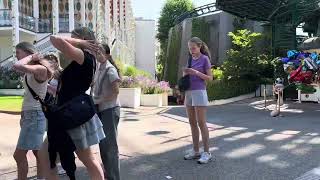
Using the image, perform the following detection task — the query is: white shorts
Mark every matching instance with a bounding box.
[185,90,209,107]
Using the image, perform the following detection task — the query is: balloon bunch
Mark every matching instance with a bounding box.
[281,50,320,93]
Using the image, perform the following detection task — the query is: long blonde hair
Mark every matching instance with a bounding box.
[40,53,60,80]
[188,37,211,59]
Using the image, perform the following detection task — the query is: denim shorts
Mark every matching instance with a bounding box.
[67,114,106,150]
[17,110,46,150]
[185,90,209,107]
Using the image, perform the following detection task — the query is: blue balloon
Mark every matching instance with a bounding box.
[311,53,318,61]
[287,50,299,59]
[281,58,290,63]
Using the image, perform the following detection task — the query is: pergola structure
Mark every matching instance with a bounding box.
[216,0,320,56]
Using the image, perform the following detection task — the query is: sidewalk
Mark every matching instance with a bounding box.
[1,99,320,179]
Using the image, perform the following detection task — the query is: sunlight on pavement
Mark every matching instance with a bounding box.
[256,129,273,134]
[268,161,290,169]
[291,147,312,156]
[224,144,265,158]
[250,102,305,113]
[257,154,278,162]
[265,130,303,142]
[305,133,319,136]
[224,127,248,131]
[308,137,320,144]
[280,144,298,150]
[224,132,257,142]
[280,130,301,135]
[256,153,291,169]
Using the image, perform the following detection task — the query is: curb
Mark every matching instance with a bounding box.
[208,92,256,106]
[0,110,21,115]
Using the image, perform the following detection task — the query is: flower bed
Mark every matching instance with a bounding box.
[119,75,171,108]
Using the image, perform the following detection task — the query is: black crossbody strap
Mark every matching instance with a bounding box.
[25,76,45,104]
[187,55,192,68]
[89,57,97,96]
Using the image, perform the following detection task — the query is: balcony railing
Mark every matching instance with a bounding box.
[0,10,74,33]
[19,14,36,32]
[38,18,52,33]
[0,9,12,27]
[59,14,69,32]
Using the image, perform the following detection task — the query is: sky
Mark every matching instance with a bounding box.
[132,0,215,20]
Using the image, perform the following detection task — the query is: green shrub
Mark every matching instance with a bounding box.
[115,59,125,76]
[207,80,258,101]
[123,66,138,77]
[165,24,182,85]
[212,67,224,80]
[122,65,152,78]
[192,18,210,44]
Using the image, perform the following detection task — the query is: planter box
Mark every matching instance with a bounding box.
[298,84,320,103]
[162,93,168,106]
[141,94,163,107]
[119,88,141,108]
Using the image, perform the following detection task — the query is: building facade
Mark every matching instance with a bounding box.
[0,0,135,67]
[135,18,156,79]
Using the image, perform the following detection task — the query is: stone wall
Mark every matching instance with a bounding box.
[164,11,265,85]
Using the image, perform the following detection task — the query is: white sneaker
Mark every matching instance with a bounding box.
[184,151,201,160]
[57,164,66,175]
[198,152,212,164]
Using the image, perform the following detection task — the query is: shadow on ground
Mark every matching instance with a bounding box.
[119,99,320,180]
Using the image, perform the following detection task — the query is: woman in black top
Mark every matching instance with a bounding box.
[48,27,105,179]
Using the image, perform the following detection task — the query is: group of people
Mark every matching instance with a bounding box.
[11,25,213,180]
[13,27,121,180]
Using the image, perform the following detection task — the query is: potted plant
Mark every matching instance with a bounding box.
[119,76,141,108]
[157,81,171,106]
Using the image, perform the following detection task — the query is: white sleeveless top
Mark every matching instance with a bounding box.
[22,74,48,111]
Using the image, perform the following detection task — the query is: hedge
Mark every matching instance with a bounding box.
[192,18,210,44]
[207,80,258,101]
[165,24,183,85]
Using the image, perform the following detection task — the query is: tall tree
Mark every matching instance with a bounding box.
[156,0,194,80]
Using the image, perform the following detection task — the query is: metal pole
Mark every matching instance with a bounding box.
[264,84,267,109]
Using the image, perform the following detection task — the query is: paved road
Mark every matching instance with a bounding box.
[1,98,320,180]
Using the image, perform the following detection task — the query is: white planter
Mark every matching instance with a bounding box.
[141,94,163,107]
[162,93,168,106]
[119,88,141,108]
[298,84,320,103]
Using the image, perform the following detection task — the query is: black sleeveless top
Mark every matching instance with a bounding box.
[57,50,95,105]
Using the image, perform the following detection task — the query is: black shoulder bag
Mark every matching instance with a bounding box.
[26,60,97,130]
[178,56,192,92]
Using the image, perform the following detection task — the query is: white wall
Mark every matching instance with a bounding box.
[135,19,156,79]
[0,36,12,60]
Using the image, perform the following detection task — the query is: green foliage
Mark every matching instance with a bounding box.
[228,29,262,50]
[192,18,210,44]
[207,80,258,101]
[0,96,23,112]
[164,25,183,85]
[157,0,194,80]
[206,29,274,100]
[222,29,274,83]
[212,67,224,80]
[157,0,194,45]
[233,17,246,32]
[156,63,164,80]
[0,66,23,89]
[115,59,125,76]
[123,65,152,79]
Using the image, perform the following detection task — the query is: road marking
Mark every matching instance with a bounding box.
[295,167,320,180]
